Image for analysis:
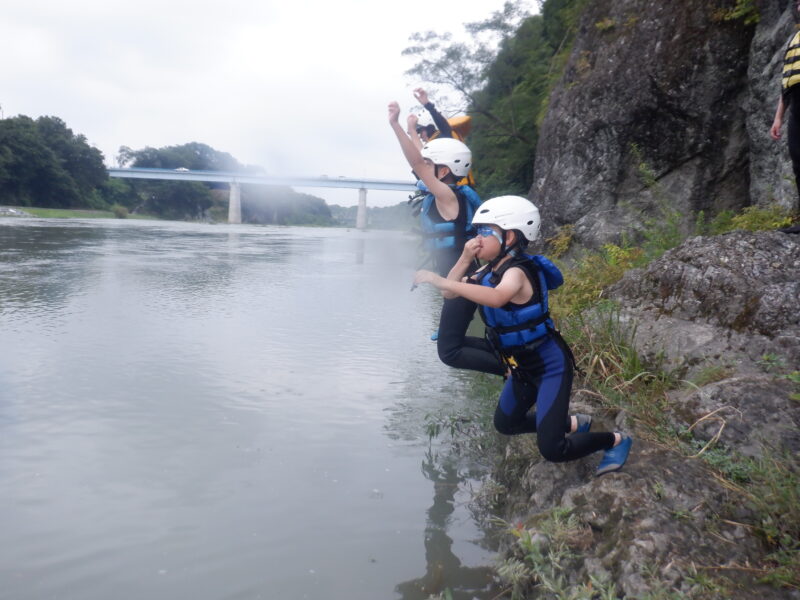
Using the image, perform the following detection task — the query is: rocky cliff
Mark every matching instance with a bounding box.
[530,0,797,250]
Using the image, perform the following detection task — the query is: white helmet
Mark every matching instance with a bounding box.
[472,195,541,242]
[420,138,472,177]
[413,108,434,128]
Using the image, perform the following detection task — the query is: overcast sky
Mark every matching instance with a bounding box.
[1,0,528,207]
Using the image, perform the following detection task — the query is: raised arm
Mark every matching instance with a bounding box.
[388,101,458,219]
[414,88,452,138]
[406,113,423,151]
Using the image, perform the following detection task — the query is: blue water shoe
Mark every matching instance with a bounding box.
[574,414,592,434]
[430,330,439,341]
[596,434,633,476]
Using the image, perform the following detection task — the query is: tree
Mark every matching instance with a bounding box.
[120,141,332,223]
[402,0,588,197]
[0,115,100,207]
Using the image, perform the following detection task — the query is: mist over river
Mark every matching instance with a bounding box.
[0,218,502,600]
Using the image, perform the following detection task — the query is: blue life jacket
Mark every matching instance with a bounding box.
[417,181,483,251]
[476,254,563,349]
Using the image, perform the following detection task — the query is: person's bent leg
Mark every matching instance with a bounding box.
[533,337,614,462]
[437,296,504,375]
[493,376,538,435]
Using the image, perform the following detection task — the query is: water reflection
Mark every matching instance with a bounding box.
[396,449,498,599]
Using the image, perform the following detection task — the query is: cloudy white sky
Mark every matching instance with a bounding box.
[1,0,527,207]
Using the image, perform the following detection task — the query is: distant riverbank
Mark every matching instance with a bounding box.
[0,206,156,219]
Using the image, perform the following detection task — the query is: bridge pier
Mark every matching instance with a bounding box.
[228,182,241,224]
[356,188,367,230]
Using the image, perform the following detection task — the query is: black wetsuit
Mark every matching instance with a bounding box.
[478,263,615,461]
[427,202,505,377]
[424,102,454,139]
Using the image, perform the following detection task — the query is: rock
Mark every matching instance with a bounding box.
[491,431,788,599]
[0,207,33,217]
[531,0,757,250]
[667,374,800,459]
[608,230,800,376]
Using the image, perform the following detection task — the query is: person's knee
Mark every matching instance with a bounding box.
[493,411,516,435]
[537,437,567,463]
[437,340,460,367]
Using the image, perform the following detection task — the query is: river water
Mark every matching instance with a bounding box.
[0,218,503,600]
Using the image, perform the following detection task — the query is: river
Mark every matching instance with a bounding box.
[0,218,503,600]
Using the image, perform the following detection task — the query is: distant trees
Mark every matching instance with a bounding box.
[120,142,332,224]
[0,115,107,208]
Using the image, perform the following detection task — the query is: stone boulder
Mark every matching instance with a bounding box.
[607,230,800,376]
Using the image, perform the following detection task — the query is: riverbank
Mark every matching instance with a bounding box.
[0,206,158,220]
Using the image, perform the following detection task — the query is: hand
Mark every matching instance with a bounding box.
[462,237,482,260]
[407,113,418,129]
[413,88,429,105]
[413,269,440,287]
[770,118,782,140]
[388,101,400,124]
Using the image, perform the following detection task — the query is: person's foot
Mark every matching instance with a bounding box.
[572,413,592,434]
[596,434,633,476]
[430,330,439,341]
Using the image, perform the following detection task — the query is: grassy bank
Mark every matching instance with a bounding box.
[14,206,156,220]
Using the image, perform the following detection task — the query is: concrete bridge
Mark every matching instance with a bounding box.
[108,168,417,227]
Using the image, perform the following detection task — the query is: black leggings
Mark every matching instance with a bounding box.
[789,109,800,201]
[493,335,614,462]
[436,296,505,376]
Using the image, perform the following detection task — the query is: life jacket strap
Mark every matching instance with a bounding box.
[490,311,551,335]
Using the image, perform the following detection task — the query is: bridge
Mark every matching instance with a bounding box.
[108,168,417,227]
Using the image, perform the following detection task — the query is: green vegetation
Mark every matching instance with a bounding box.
[0,115,107,208]
[703,204,795,234]
[403,0,588,198]
[19,206,151,219]
[495,510,620,599]
[0,118,332,225]
[715,0,760,25]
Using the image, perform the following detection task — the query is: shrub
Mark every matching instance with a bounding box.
[111,204,129,219]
